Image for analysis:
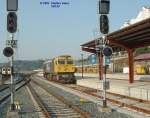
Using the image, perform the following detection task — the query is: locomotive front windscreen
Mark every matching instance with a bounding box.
[58,60,65,64]
[67,60,73,64]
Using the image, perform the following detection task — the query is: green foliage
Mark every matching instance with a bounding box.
[135,47,150,55]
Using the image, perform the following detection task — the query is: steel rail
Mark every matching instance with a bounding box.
[66,84,150,115]
[75,85,150,103]
[0,85,9,92]
[0,79,22,92]
[31,80,91,118]
[0,79,29,104]
[27,83,51,118]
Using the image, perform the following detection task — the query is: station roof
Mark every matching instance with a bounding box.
[135,53,150,61]
[81,17,150,53]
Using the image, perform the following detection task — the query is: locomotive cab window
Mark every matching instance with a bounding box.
[58,60,65,64]
[67,60,73,64]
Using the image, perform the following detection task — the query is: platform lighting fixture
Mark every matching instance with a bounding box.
[99,0,110,14]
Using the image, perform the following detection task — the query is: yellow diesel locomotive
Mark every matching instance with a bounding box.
[43,55,76,84]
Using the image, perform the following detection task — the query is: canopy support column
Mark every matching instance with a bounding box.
[128,49,134,83]
[98,52,103,80]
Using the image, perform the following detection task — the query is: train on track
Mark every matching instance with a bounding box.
[43,55,76,84]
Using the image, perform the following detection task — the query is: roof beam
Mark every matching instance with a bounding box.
[116,28,150,41]
[82,47,97,53]
[128,38,150,48]
[108,38,129,49]
[108,18,150,38]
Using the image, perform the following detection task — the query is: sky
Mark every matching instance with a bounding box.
[0,0,150,62]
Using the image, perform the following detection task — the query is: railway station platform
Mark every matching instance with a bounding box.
[75,73,150,101]
[75,73,150,81]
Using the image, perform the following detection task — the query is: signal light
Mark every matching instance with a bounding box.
[100,15,109,34]
[7,12,17,33]
[7,0,18,11]
[3,47,14,57]
[103,46,113,57]
[99,0,110,14]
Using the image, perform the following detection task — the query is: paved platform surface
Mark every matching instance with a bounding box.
[75,73,150,81]
[76,73,150,101]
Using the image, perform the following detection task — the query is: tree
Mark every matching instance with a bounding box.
[135,47,150,56]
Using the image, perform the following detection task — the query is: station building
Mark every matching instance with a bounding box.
[78,6,150,83]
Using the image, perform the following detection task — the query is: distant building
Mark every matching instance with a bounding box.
[121,6,150,28]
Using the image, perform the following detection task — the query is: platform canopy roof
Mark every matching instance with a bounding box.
[135,53,150,61]
[81,17,150,53]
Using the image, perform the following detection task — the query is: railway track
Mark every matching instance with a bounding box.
[33,76,150,118]
[0,85,9,92]
[0,79,21,93]
[35,75,150,115]
[28,80,90,118]
[64,84,150,115]
[0,79,29,105]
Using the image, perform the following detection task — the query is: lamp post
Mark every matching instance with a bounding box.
[81,53,84,79]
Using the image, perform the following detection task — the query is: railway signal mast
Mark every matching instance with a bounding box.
[4,0,18,111]
[99,0,112,109]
